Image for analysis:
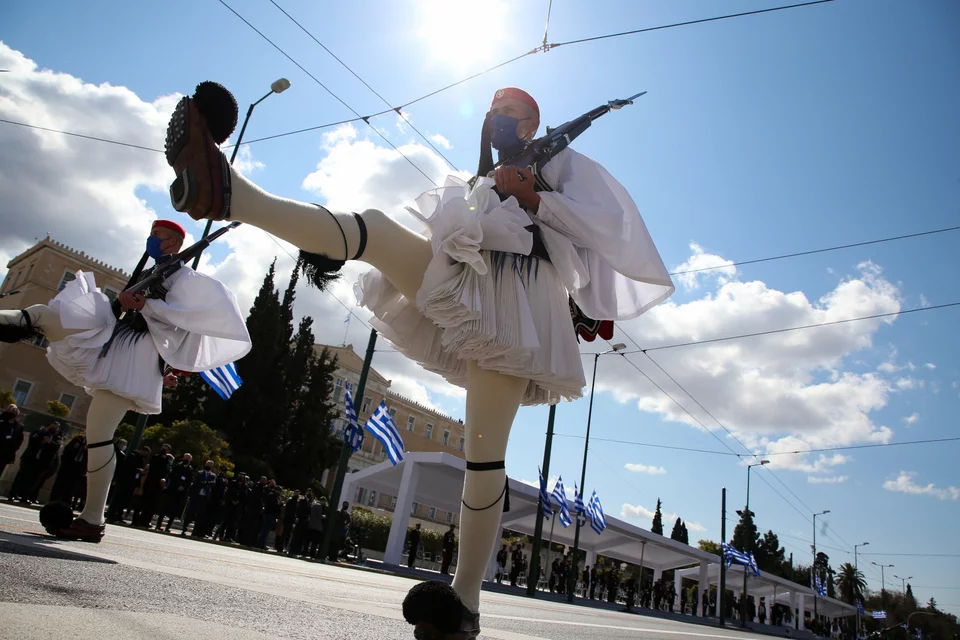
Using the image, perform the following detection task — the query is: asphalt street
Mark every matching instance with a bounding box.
[0,503,771,639]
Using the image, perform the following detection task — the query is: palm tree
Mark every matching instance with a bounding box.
[835,562,867,604]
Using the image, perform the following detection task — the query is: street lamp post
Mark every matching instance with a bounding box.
[871,562,894,610]
[855,541,869,634]
[812,509,830,625]
[737,459,769,627]
[893,575,913,595]
[191,77,291,269]
[566,343,626,603]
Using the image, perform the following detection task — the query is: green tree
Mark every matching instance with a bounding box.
[905,583,915,604]
[927,597,938,613]
[670,517,684,542]
[155,372,213,426]
[756,530,786,575]
[46,400,70,418]
[0,389,15,407]
[698,539,722,556]
[732,507,759,554]
[679,521,689,544]
[835,562,866,605]
[140,420,233,470]
[651,498,664,535]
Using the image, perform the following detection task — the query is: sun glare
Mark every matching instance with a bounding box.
[416,0,510,72]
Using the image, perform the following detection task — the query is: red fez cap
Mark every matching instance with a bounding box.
[491,88,539,116]
[152,220,186,237]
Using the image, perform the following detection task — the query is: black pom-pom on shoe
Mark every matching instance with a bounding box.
[403,580,480,639]
[39,501,75,536]
[192,81,239,144]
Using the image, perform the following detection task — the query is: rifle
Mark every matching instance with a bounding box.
[123,221,240,296]
[495,90,647,184]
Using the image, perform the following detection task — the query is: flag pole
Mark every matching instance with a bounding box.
[719,487,727,627]
[319,327,378,562]
[546,515,556,593]
[526,404,556,597]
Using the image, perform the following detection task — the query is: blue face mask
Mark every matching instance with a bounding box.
[489,113,528,153]
[146,235,167,260]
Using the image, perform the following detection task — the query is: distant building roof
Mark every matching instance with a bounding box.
[6,235,129,280]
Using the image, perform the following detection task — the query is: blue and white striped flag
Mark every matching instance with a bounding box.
[538,468,554,519]
[365,401,405,465]
[587,490,606,534]
[552,477,572,528]
[721,542,759,575]
[872,610,886,620]
[815,574,827,597]
[344,313,351,323]
[343,389,363,452]
[200,362,242,400]
[857,600,865,616]
[573,484,586,515]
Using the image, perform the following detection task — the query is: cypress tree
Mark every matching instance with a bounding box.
[651,498,664,535]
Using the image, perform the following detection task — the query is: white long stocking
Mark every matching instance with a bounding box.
[0,304,82,343]
[77,390,134,526]
[230,168,432,299]
[452,362,527,613]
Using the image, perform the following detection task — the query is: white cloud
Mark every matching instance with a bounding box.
[883,472,960,501]
[0,43,178,277]
[624,463,667,475]
[597,259,902,472]
[923,363,936,370]
[620,503,706,533]
[670,243,737,290]
[428,133,452,149]
[919,294,931,308]
[807,475,848,484]
[902,412,919,426]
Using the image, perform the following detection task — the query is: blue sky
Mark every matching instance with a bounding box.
[3,0,958,609]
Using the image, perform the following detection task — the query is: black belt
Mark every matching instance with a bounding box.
[526,225,551,262]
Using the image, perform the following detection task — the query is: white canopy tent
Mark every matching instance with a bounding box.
[342,452,720,614]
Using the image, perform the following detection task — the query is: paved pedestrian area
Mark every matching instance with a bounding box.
[0,503,771,639]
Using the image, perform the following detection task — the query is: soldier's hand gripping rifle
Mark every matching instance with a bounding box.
[491,90,647,185]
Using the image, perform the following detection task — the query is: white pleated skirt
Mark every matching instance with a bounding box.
[46,272,164,414]
[356,177,586,406]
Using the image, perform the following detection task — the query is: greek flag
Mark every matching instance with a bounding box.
[573,485,586,515]
[721,542,760,576]
[872,610,886,620]
[365,401,405,465]
[343,389,363,452]
[538,468,554,519]
[344,313,351,323]
[200,362,242,400]
[552,477,572,528]
[587,490,606,534]
[857,600,865,616]
[815,574,827,597]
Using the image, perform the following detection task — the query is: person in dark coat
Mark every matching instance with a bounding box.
[50,434,87,506]
[289,489,313,556]
[155,453,193,531]
[240,476,267,546]
[105,439,127,506]
[0,405,25,486]
[277,489,300,553]
[589,565,599,599]
[133,444,171,526]
[215,471,247,542]
[203,465,229,538]
[182,459,216,537]
[306,496,326,558]
[258,480,281,549]
[406,523,422,568]
[328,501,351,561]
[440,524,456,575]
[10,422,62,503]
[106,445,149,523]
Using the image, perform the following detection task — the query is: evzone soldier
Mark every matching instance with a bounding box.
[162,81,673,638]
[0,219,251,541]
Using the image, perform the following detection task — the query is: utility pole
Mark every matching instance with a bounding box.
[318,328,377,562]
[719,487,727,627]
[527,404,557,598]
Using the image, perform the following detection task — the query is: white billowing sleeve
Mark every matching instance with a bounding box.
[535,148,675,321]
[140,267,252,372]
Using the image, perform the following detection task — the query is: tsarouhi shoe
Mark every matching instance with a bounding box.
[403,580,481,639]
[165,81,238,222]
[0,309,43,344]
